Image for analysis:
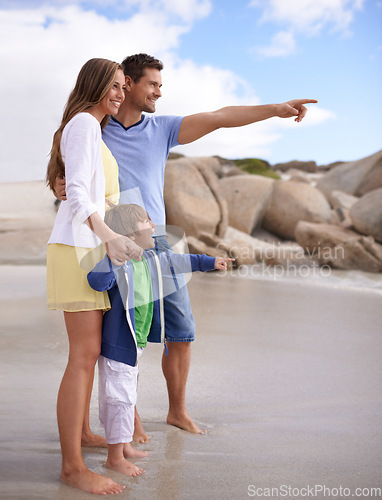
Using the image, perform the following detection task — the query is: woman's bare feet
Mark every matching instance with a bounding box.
[123,442,149,459]
[106,457,145,477]
[60,466,125,495]
[166,410,207,434]
[81,432,107,448]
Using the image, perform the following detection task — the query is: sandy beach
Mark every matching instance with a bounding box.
[1,265,381,499]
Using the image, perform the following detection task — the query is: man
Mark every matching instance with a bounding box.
[56,53,317,436]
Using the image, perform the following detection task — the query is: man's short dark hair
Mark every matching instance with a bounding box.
[121,53,163,82]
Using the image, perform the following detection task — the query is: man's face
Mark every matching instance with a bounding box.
[128,67,162,113]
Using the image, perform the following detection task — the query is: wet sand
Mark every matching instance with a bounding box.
[0,266,381,499]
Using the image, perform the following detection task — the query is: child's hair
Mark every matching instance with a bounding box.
[105,204,150,237]
[46,58,122,192]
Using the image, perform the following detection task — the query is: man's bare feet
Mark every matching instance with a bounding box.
[167,411,207,434]
[123,442,149,459]
[106,457,145,477]
[133,408,150,443]
[81,432,107,448]
[133,428,150,444]
[60,466,125,495]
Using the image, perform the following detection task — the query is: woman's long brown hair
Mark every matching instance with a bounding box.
[46,58,121,192]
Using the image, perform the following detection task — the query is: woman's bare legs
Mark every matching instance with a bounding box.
[58,310,124,495]
[81,367,107,448]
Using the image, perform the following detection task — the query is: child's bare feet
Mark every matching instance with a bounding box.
[81,432,107,448]
[166,410,207,434]
[106,457,145,477]
[60,466,125,495]
[123,442,149,459]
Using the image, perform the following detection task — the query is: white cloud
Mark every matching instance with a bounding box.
[155,0,212,22]
[249,0,364,35]
[255,30,296,58]
[160,58,277,159]
[0,1,334,182]
[2,0,212,22]
[268,106,336,130]
[0,3,207,182]
[250,0,364,59]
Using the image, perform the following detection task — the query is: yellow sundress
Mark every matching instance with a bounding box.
[46,141,120,312]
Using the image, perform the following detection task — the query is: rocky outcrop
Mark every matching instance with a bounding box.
[262,180,332,240]
[164,157,228,239]
[316,149,382,198]
[210,156,246,178]
[350,188,382,243]
[217,226,313,268]
[194,159,229,237]
[186,234,228,260]
[219,175,274,235]
[327,190,359,228]
[328,190,359,211]
[287,169,312,184]
[273,160,317,173]
[295,221,382,273]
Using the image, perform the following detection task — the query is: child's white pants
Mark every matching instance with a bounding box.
[98,349,143,445]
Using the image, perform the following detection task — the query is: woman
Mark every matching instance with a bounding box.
[46,58,142,495]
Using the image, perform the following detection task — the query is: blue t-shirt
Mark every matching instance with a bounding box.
[102,114,183,235]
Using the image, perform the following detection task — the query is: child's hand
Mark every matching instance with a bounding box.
[214,257,235,270]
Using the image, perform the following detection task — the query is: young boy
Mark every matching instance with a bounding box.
[87,204,233,477]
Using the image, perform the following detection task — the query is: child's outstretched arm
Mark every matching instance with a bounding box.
[162,252,234,273]
[214,257,235,270]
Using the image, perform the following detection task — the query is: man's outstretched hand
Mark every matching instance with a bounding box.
[277,99,318,122]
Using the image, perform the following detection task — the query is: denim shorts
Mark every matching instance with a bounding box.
[154,236,195,342]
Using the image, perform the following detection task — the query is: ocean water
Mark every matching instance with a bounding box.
[230,264,382,296]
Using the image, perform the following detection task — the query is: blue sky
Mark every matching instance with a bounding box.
[0,0,381,182]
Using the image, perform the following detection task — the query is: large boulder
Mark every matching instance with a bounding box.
[219,226,312,268]
[219,175,274,234]
[350,188,382,243]
[295,221,382,273]
[219,226,268,266]
[164,157,228,239]
[328,190,359,211]
[286,169,312,184]
[194,158,229,237]
[262,180,332,240]
[186,235,228,260]
[328,190,359,228]
[316,149,382,198]
[273,160,317,173]
[211,156,246,178]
